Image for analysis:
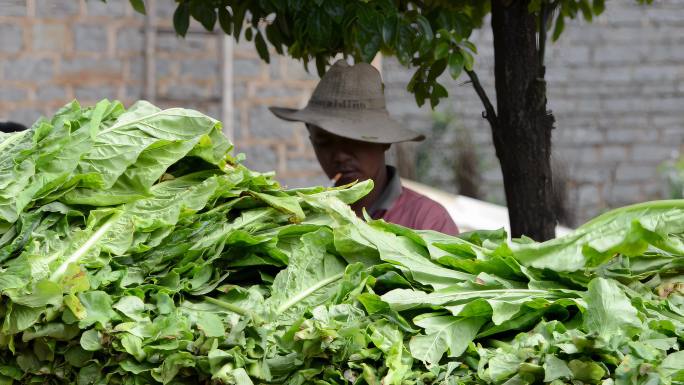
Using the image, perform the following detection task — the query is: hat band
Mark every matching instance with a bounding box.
[307,98,385,110]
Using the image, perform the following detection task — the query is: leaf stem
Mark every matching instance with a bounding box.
[0,131,27,154]
[202,297,250,316]
[387,288,576,305]
[276,272,344,315]
[50,212,119,281]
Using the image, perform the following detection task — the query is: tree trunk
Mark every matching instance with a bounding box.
[490,0,556,240]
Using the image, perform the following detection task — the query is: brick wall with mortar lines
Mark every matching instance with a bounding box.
[383,0,684,226]
[0,0,145,122]
[154,1,222,120]
[0,0,326,189]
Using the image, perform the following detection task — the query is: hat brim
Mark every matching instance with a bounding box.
[269,106,425,144]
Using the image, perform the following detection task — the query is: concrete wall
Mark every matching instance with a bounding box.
[2,0,683,225]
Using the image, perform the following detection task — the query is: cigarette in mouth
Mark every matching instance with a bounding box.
[330,173,342,186]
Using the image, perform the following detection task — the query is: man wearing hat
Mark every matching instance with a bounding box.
[270,60,458,235]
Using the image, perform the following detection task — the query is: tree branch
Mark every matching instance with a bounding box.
[538,2,548,69]
[466,69,498,129]
[539,0,561,70]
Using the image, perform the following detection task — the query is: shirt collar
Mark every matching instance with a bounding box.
[368,166,403,216]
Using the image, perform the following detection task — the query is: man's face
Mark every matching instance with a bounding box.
[307,124,389,186]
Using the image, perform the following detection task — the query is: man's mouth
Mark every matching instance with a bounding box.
[336,167,357,174]
[337,170,359,178]
[335,171,362,186]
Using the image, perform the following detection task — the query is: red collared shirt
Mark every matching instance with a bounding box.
[369,167,459,235]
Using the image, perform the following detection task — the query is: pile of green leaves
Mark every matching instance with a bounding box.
[0,100,682,385]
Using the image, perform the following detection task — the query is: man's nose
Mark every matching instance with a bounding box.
[333,150,353,163]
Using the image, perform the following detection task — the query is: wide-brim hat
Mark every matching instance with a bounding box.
[269,60,425,144]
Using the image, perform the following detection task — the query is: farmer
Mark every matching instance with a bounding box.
[270,60,458,235]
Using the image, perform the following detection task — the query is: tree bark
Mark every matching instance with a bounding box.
[489,0,556,240]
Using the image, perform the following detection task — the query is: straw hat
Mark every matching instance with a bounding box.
[269,60,425,144]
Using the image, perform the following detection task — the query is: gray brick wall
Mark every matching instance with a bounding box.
[0,0,142,117]
[383,0,684,225]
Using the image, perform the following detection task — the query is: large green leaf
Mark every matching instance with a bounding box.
[64,101,229,206]
[661,351,684,379]
[582,278,641,340]
[78,291,117,328]
[381,287,577,312]
[300,194,474,289]
[409,314,485,364]
[264,228,346,322]
[513,201,684,271]
[0,101,121,223]
[97,172,228,255]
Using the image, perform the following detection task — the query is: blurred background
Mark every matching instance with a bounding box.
[1,0,683,227]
